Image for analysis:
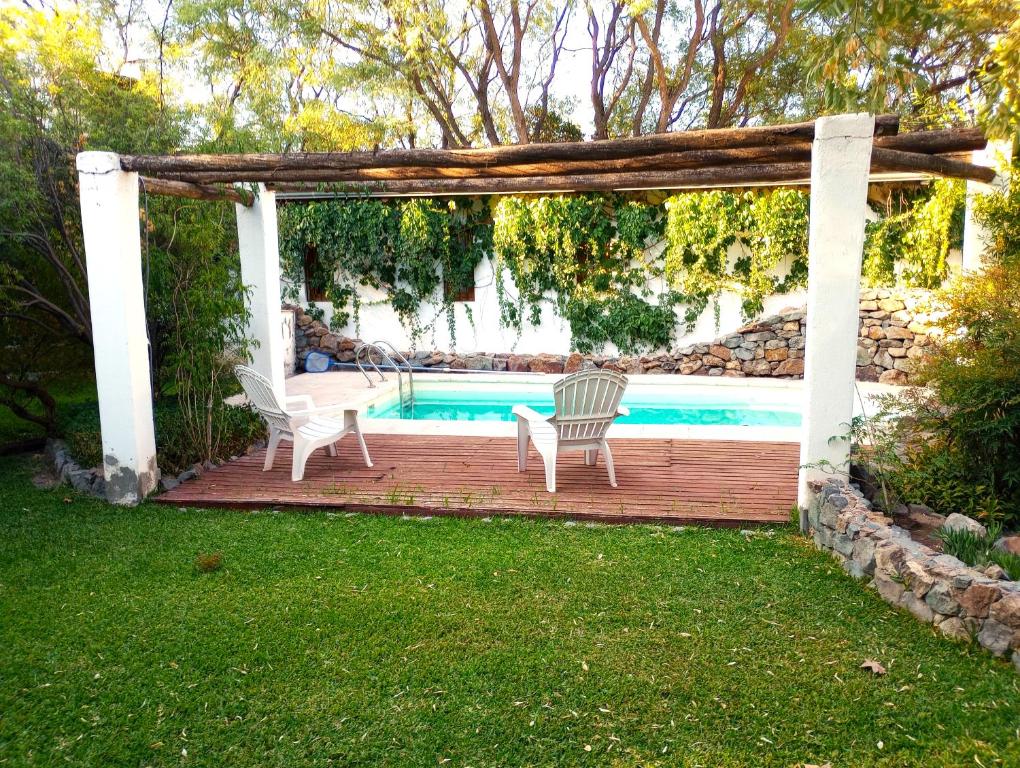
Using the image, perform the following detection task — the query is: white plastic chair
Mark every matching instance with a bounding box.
[513,369,629,493]
[234,365,373,482]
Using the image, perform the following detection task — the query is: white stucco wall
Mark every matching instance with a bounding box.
[293,242,807,355]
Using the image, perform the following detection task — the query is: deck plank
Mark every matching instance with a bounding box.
[156,435,798,526]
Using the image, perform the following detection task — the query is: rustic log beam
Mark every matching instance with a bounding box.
[121,115,899,175]
[870,147,997,183]
[267,163,818,196]
[874,126,986,154]
[139,177,254,206]
[150,145,817,184]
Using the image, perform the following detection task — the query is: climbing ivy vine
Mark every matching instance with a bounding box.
[278,197,490,345]
[863,179,966,288]
[278,182,965,354]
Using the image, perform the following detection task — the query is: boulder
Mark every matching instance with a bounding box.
[708,344,732,361]
[507,354,532,373]
[563,352,585,374]
[530,354,564,374]
[994,536,1020,556]
[773,358,804,376]
[942,513,987,538]
[958,583,1000,618]
[878,369,909,385]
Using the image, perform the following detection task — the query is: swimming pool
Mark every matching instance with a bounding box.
[365,381,801,427]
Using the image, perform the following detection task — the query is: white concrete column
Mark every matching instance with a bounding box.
[236,185,285,399]
[76,151,158,504]
[962,140,1012,272]
[798,114,876,517]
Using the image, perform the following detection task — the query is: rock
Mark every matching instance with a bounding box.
[989,594,1020,630]
[893,358,915,374]
[764,347,788,362]
[977,619,1015,656]
[507,354,532,373]
[874,350,894,369]
[464,354,493,371]
[721,334,743,349]
[925,581,960,615]
[874,572,905,603]
[884,326,914,340]
[562,352,585,374]
[773,358,804,376]
[529,354,564,374]
[900,590,935,623]
[743,359,773,376]
[878,369,908,385]
[708,344,732,361]
[942,513,987,538]
[994,536,1020,556]
[878,298,906,312]
[856,346,874,366]
[160,475,180,492]
[743,331,776,342]
[984,564,1009,581]
[958,583,1000,618]
[936,616,972,642]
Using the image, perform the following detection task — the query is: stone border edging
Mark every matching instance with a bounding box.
[807,478,1020,671]
[46,439,106,499]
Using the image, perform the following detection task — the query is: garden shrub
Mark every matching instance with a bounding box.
[854,171,1020,528]
[59,398,264,475]
[936,522,1020,579]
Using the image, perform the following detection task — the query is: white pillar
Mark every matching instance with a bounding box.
[76,152,158,504]
[236,185,285,399]
[798,114,876,517]
[962,140,1012,272]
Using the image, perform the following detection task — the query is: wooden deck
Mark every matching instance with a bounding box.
[157,435,798,526]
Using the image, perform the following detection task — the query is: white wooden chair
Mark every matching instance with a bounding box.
[513,369,629,493]
[234,365,373,482]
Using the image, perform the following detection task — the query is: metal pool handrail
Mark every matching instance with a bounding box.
[353,341,415,416]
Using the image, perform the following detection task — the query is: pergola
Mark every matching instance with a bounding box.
[76,113,1004,515]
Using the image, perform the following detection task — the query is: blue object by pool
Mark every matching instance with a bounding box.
[365,385,800,427]
[304,351,332,372]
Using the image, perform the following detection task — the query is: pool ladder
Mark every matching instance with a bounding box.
[354,340,415,417]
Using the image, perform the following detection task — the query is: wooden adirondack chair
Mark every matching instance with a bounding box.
[513,369,629,493]
[234,365,373,481]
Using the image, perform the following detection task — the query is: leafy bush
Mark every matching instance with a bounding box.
[60,398,264,475]
[853,172,1020,527]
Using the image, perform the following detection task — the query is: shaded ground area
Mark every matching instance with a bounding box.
[0,454,1017,767]
[159,435,798,526]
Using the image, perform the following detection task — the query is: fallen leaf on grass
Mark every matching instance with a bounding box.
[860,660,887,676]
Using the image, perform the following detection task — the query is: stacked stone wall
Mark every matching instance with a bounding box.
[291,288,940,384]
[808,478,1020,671]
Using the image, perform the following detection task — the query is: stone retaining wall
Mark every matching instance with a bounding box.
[292,288,941,384]
[807,478,1020,671]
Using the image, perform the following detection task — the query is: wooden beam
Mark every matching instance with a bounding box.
[874,127,986,155]
[870,147,996,183]
[267,162,817,196]
[148,145,817,184]
[139,177,254,206]
[121,115,899,176]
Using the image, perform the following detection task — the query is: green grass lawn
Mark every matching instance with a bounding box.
[0,455,1017,767]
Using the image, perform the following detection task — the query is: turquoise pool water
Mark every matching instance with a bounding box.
[366,386,801,427]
